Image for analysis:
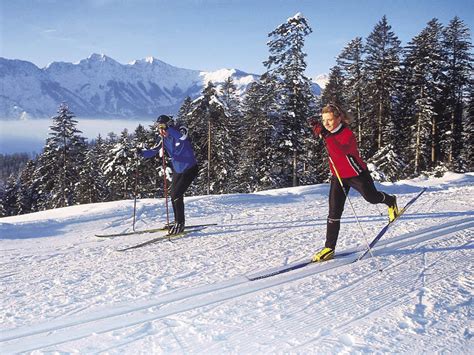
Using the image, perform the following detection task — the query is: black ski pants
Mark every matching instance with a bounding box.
[170,164,199,224]
[325,169,395,249]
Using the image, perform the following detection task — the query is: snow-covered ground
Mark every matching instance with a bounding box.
[1,173,473,354]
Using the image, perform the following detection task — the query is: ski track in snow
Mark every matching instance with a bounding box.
[0,173,473,353]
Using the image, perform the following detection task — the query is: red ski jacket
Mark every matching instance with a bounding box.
[322,124,367,178]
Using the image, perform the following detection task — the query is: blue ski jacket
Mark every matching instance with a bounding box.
[141,127,197,173]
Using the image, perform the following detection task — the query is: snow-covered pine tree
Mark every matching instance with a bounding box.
[0,153,30,188]
[76,135,108,204]
[403,18,446,175]
[238,73,282,191]
[186,82,215,195]
[0,174,18,216]
[461,81,474,171]
[34,139,57,210]
[0,190,5,217]
[106,132,118,144]
[16,160,39,214]
[336,37,367,145]
[299,97,326,186]
[321,65,346,107]
[102,129,135,200]
[186,81,233,194]
[34,104,86,209]
[69,134,88,202]
[367,144,408,181]
[441,16,472,171]
[219,76,242,192]
[132,124,164,198]
[264,12,315,187]
[221,77,242,124]
[363,16,402,157]
[176,96,193,128]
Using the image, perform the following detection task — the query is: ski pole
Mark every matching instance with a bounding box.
[132,153,139,231]
[322,141,383,272]
[161,135,170,231]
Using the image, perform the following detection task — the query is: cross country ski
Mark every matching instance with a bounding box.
[117,226,209,251]
[355,187,427,261]
[95,223,217,238]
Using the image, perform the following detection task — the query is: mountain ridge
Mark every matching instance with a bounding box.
[0,54,322,120]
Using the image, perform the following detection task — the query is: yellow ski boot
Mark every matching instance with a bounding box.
[388,195,399,222]
[312,247,334,262]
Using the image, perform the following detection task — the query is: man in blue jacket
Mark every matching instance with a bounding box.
[141,115,198,234]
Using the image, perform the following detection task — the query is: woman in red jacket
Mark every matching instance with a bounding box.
[309,104,399,262]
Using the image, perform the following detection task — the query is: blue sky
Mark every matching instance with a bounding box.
[1,0,473,76]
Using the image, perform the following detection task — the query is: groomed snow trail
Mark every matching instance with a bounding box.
[1,173,473,353]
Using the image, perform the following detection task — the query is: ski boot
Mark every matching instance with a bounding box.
[312,247,334,262]
[169,222,185,235]
[388,195,399,222]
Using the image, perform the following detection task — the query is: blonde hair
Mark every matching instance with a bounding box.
[322,103,352,125]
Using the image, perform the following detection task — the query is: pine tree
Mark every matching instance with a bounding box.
[0,153,30,188]
[336,37,366,144]
[34,103,86,209]
[76,136,108,204]
[16,160,38,214]
[441,16,472,171]
[176,96,193,128]
[363,16,403,156]
[299,112,328,185]
[221,77,242,123]
[219,76,242,192]
[185,82,227,194]
[321,65,346,107]
[403,18,446,174]
[102,129,135,200]
[264,12,315,187]
[460,80,474,171]
[1,174,18,216]
[367,144,408,182]
[239,74,282,191]
[132,124,164,198]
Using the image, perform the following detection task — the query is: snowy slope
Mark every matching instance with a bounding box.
[1,173,473,353]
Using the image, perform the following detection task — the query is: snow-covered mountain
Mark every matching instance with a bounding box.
[313,73,329,89]
[0,54,324,120]
[0,173,472,353]
[0,54,264,119]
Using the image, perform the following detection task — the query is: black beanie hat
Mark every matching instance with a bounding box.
[156,114,172,124]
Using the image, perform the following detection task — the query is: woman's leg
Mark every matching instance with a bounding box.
[347,170,395,206]
[325,176,350,249]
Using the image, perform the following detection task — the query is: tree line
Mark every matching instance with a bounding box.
[1,14,472,217]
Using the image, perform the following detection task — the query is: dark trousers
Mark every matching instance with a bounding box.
[325,170,394,249]
[170,164,199,224]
